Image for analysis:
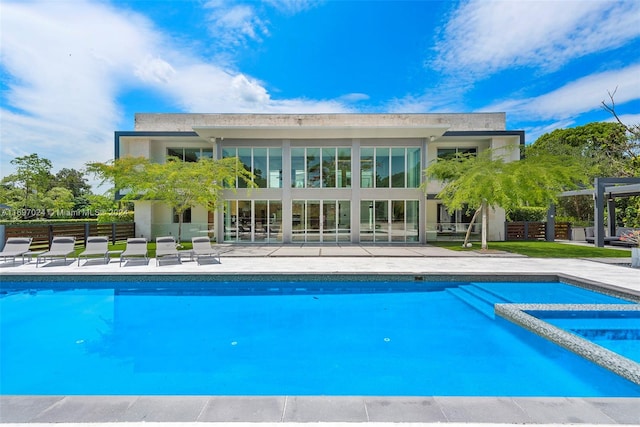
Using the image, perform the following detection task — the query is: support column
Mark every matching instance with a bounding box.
[594,178,605,247]
[546,204,555,242]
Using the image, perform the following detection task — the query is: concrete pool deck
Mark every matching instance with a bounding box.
[1,244,639,425]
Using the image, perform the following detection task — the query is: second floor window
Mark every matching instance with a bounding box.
[360,147,421,189]
[291,147,351,189]
[167,148,213,162]
[436,147,477,160]
[222,147,282,189]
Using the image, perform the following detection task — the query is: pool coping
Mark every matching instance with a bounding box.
[2,269,640,424]
[496,303,640,386]
[2,395,640,424]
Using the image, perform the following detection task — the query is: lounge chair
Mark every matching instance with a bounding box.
[0,237,33,265]
[155,236,181,266]
[191,236,221,265]
[77,236,110,266]
[36,236,76,267]
[119,238,149,266]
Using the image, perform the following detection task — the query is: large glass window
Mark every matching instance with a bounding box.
[253,148,267,188]
[391,148,405,188]
[361,199,419,243]
[360,148,374,188]
[407,148,421,188]
[437,147,477,160]
[292,200,351,242]
[322,147,336,188]
[361,147,421,188]
[224,200,282,243]
[269,148,282,188]
[437,203,476,236]
[338,148,351,188]
[307,148,321,188]
[222,147,282,188]
[291,148,305,188]
[291,147,351,188]
[167,147,213,162]
[173,208,191,224]
[237,148,252,189]
[376,148,390,188]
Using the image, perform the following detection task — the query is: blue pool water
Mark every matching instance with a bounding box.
[1,280,639,396]
[536,311,640,363]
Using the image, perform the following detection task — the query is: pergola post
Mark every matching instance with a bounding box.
[594,178,606,247]
[559,177,640,248]
[546,204,555,242]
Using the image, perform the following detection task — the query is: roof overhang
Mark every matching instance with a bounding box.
[192,125,451,140]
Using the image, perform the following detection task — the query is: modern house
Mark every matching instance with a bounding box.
[115,113,523,244]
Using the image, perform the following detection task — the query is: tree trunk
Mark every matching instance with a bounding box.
[481,200,488,250]
[463,206,482,247]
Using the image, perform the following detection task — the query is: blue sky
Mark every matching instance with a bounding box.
[1,0,639,187]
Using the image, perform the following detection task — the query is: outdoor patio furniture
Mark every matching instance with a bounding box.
[77,236,110,266]
[586,226,639,247]
[155,236,181,266]
[0,237,33,265]
[119,238,149,267]
[36,236,76,267]
[191,236,221,265]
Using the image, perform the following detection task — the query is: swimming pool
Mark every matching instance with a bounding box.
[1,277,639,397]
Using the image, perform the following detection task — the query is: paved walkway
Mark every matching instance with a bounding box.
[1,244,639,425]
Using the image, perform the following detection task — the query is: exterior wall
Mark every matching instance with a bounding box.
[133,200,153,240]
[134,113,506,132]
[119,113,523,244]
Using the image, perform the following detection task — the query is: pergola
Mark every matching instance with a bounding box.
[560,177,640,247]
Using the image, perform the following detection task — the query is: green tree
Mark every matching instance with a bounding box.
[528,122,632,177]
[423,149,588,249]
[85,193,119,214]
[1,154,54,218]
[41,187,75,217]
[53,168,92,210]
[528,120,639,225]
[88,156,255,242]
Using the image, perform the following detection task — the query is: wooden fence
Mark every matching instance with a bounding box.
[2,223,135,250]
[505,221,571,241]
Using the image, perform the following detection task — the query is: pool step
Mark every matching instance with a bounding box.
[447,285,510,319]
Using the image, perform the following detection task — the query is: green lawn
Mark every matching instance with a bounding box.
[72,241,194,258]
[431,240,631,258]
[67,240,632,259]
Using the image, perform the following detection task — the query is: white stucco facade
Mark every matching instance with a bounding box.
[116,113,523,244]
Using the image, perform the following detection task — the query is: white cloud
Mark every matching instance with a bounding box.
[264,0,322,15]
[134,55,176,84]
[0,0,155,178]
[337,93,370,103]
[485,63,640,121]
[0,0,348,184]
[431,0,640,77]
[203,1,269,48]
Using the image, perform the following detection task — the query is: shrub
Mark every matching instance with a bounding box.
[506,206,547,222]
[97,211,134,223]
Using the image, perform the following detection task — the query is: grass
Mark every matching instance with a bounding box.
[72,241,195,258]
[431,240,631,258]
[65,240,631,259]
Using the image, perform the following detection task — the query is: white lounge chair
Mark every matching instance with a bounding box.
[191,236,221,265]
[155,236,181,266]
[36,236,76,267]
[119,238,149,266]
[77,236,110,266]
[0,237,33,265]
